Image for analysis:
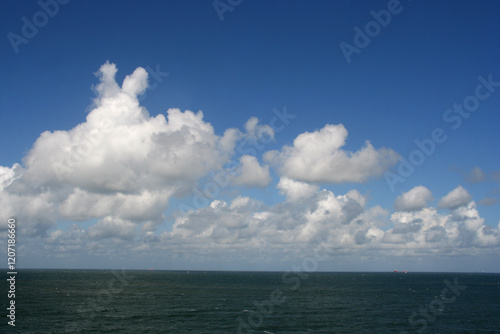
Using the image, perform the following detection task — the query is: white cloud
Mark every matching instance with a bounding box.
[264,124,399,183]
[386,199,498,249]
[394,186,433,211]
[231,155,271,188]
[244,117,274,141]
[165,185,499,257]
[58,188,173,222]
[14,183,499,270]
[168,189,376,249]
[438,186,472,209]
[277,177,319,202]
[87,216,137,240]
[1,62,498,271]
[219,128,240,152]
[0,164,21,190]
[0,62,240,235]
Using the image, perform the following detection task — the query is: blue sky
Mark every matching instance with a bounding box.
[1,0,499,272]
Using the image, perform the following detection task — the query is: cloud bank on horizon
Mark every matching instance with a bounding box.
[1,63,499,271]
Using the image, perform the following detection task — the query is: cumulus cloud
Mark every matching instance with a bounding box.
[264,124,399,183]
[87,216,137,240]
[244,117,274,141]
[386,199,498,248]
[438,186,472,209]
[159,185,498,258]
[231,155,271,188]
[394,186,433,211]
[0,164,21,190]
[14,182,499,269]
[168,188,377,250]
[277,177,319,202]
[0,62,245,235]
[1,62,498,271]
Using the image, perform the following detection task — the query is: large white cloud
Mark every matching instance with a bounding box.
[394,186,433,211]
[0,62,242,235]
[264,124,399,183]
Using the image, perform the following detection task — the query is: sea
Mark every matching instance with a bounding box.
[2,270,500,333]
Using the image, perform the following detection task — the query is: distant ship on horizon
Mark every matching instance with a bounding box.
[394,269,407,273]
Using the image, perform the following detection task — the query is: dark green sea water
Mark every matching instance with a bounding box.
[1,270,500,333]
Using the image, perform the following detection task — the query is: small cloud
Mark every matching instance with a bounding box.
[394,186,433,211]
[463,166,500,184]
[477,197,500,206]
[465,167,486,184]
[438,186,472,209]
[244,117,274,141]
[277,177,319,202]
[231,155,271,188]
